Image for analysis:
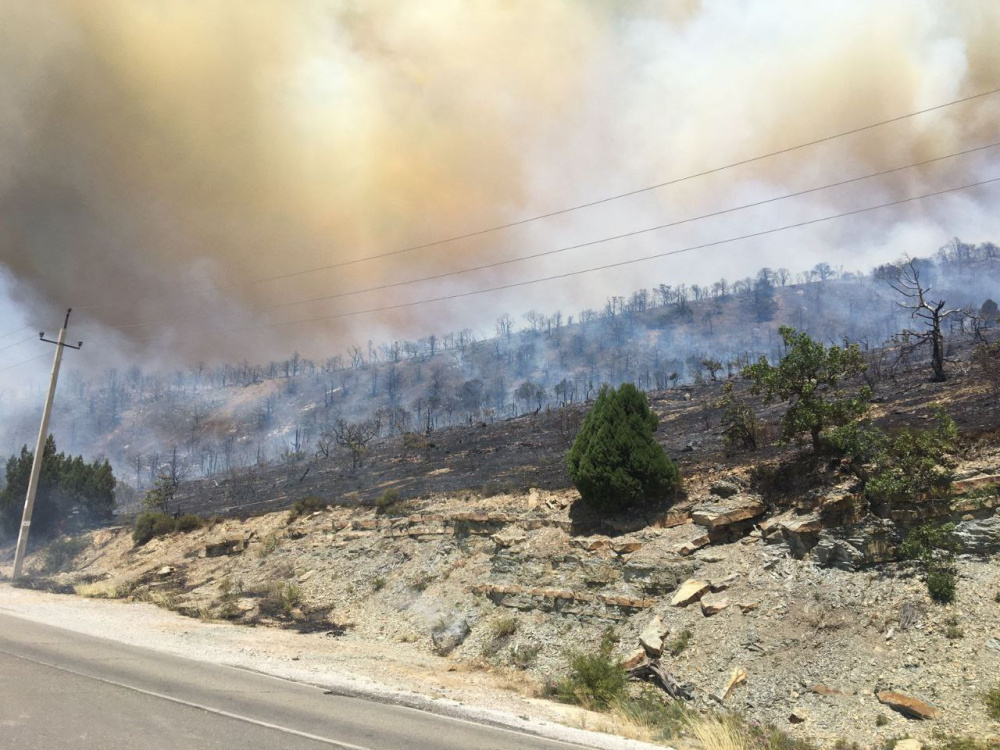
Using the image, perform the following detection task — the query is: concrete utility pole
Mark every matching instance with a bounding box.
[12,309,83,579]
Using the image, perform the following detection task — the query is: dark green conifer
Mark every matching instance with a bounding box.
[567,383,680,511]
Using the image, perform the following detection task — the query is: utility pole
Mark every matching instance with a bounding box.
[12,309,83,579]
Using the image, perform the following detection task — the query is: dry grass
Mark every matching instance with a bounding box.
[688,715,747,750]
[132,588,181,611]
[74,580,128,599]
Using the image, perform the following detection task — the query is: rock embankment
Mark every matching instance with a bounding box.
[11,471,1000,748]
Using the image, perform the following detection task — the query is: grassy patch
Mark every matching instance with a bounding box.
[611,688,690,742]
[481,615,519,659]
[74,580,130,599]
[545,633,837,749]
[956,483,1000,501]
[256,532,279,558]
[945,616,964,639]
[214,576,241,619]
[666,629,692,656]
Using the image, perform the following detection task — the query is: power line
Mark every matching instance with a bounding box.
[107,140,1000,333]
[0,325,32,340]
[77,85,1000,313]
[0,335,38,354]
[125,174,999,342]
[0,352,48,374]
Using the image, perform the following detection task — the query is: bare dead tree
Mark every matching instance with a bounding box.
[886,259,963,382]
[326,415,381,469]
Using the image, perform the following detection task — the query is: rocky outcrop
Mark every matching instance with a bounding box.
[953,513,1000,554]
[691,495,765,540]
[709,479,741,498]
[471,583,654,620]
[813,521,896,571]
[762,511,824,557]
[622,544,694,596]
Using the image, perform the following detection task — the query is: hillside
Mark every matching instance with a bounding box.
[5,321,1000,748]
[1,244,998,501]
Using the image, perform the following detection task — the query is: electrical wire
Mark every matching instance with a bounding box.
[0,335,38,353]
[0,325,32,340]
[105,140,1000,333]
[75,85,1000,313]
[0,352,48,374]
[121,174,1000,341]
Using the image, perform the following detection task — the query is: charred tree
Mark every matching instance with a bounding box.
[886,260,963,382]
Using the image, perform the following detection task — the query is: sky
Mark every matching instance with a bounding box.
[0,0,998,391]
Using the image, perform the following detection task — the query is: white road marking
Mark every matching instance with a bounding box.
[0,647,374,750]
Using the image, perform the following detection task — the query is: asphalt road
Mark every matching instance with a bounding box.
[0,612,585,750]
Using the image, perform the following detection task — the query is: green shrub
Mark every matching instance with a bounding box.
[567,383,680,512]
[983,683,1000,720]
[256,581,302,618]
[287,496,327,523]
[375,488,414,516]
[667,629,692,656]
[42,535,89,573]
[554,632,628,710]
[875,714,889,727]
[742,326,869,451]
[718,382,764,451]
[927,568,957,604]
[899,522,961,603]
[174,514,203,533]
[831,410,956,510]
[490,615,518,640]
[132,512,176,546]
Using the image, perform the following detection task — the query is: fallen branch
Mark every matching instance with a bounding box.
[627,659,694,701]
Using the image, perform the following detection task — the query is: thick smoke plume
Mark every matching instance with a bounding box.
[0,0,998,367]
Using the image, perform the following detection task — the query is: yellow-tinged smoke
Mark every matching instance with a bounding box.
[0,0,998,362]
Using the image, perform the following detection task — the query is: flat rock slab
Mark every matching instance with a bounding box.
[691,495,765,532]
[877,690,939,720]
[700,593,730,616]
[671,579,710,607]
